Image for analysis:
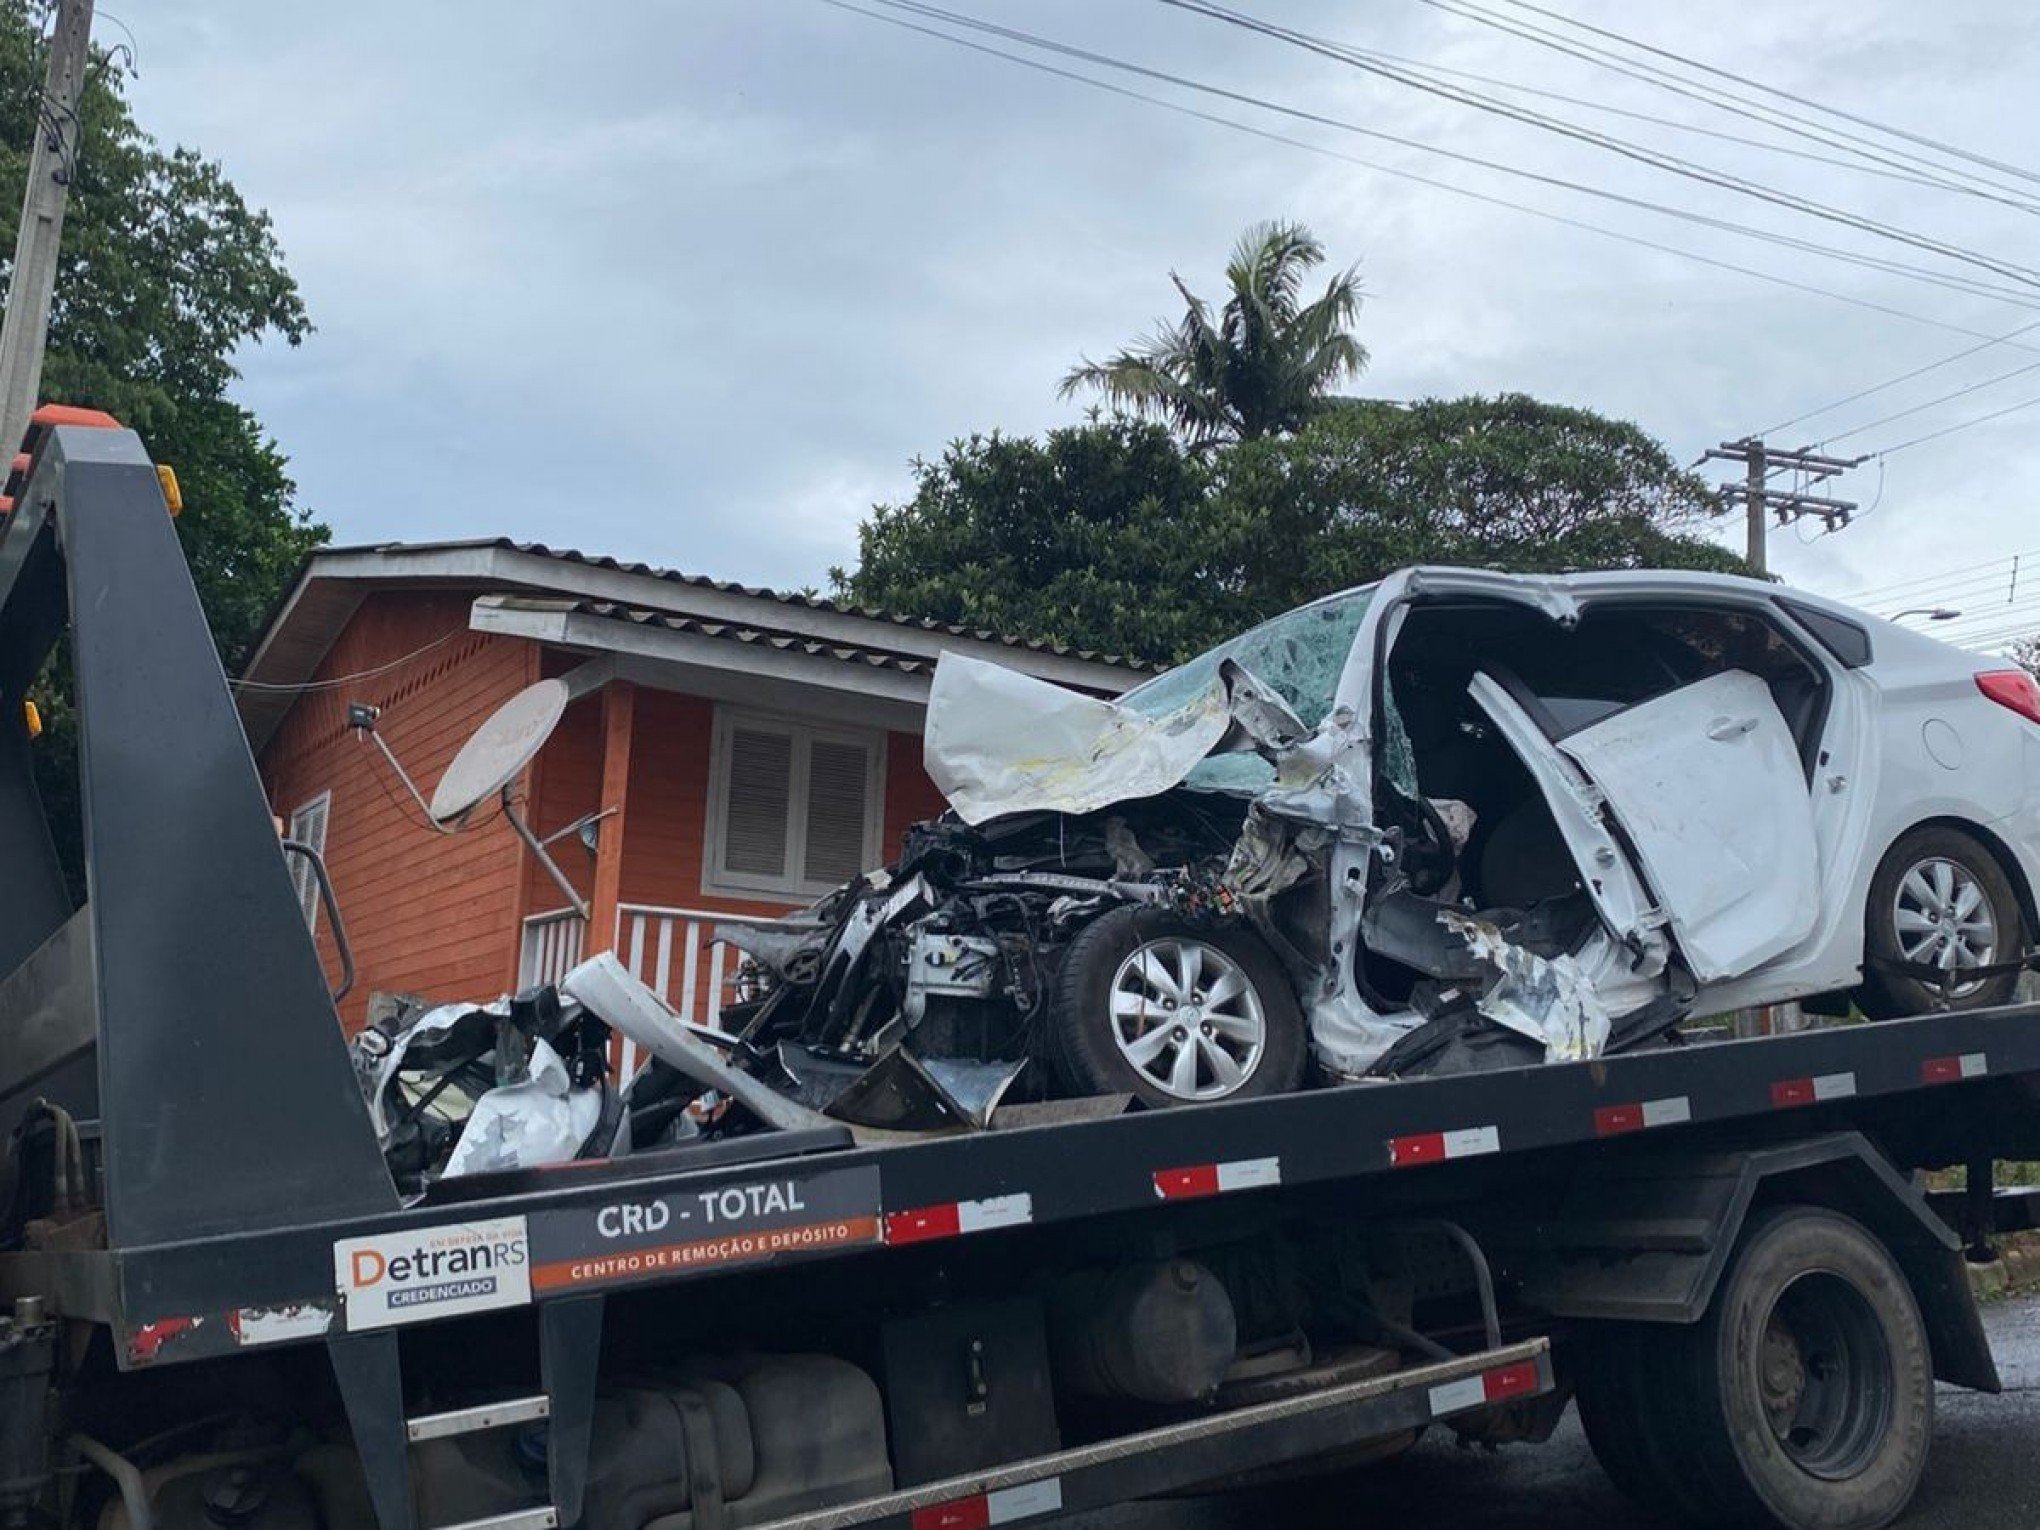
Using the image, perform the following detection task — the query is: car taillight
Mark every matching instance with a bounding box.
[1975,669,2040,726]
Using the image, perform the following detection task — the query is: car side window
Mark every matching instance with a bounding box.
[1557,605,1830,777]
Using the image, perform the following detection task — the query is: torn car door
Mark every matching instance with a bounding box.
[1473,667,1822,985]
[1466,671,1671,974]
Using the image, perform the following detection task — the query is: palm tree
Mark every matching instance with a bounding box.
[1059,221,1367,446]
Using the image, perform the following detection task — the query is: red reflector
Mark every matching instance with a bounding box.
[885,1204,963,1245]
[1388,1131,1448,1167]
[1153,1165,1221,1200]
[1594,1104,1645,1136]
[912,1500,990,1530]
[1976,670,2040,727]
[1483,1361,1541,1403]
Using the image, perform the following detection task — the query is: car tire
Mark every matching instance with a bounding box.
[1859,825,2026,1020]
[1046,905,1307,1109]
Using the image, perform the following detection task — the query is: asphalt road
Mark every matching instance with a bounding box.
[1061,1294,2040,1530]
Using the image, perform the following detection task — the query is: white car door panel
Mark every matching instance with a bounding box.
[1465,672,1667,968]
[1557,669,1822,984]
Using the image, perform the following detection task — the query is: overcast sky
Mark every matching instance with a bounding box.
[118,0,2040,645]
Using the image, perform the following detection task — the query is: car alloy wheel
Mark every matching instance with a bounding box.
[1891,855,1999,998]
[1108,936,1267,1101]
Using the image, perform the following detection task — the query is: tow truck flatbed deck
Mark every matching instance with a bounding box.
[64,1000,2038,1369]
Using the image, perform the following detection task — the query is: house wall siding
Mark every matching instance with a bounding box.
[611,696,952,921]
[523,686,603,913]
[257,593,965,1033]
[884,728,949,849]
[258,591,536,1030]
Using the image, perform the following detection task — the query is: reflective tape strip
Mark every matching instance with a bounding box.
[1923,1053,1989,1085]
[1770,1071,1856,1108]
[911,1478,1063,1530]
[1593,1095,1691,1136]
[1153,1157,1281,1200]
[1427,1360,1540,1418]
[1388,1125,1501,1168]
[885,1194,1034,1246]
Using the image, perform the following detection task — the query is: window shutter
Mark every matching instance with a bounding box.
[803,738,871,884]
[723,727,794,878]
[288,794,330,932]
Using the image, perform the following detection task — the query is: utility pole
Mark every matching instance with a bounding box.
[1700,438,1867,576]
[0,0,94,455]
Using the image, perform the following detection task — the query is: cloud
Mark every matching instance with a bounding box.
[120,0,2040,624]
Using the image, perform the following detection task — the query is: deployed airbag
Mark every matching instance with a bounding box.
[924,653,1231,824]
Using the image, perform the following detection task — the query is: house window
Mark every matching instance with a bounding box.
[705,709,886,899]
[286,791,331,933]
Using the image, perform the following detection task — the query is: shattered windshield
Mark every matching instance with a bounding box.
[1117,586,1375,794]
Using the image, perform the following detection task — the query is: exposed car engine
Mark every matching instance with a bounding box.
[698,791,1271,1132]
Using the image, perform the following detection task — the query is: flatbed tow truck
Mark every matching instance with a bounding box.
[3,419,2039,1530]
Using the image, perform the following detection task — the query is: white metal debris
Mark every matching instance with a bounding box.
[1440,910,1612,1063]
[442,1036,605,1177]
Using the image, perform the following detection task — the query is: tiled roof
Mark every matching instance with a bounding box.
[237,538,1157,751]
[517,597,940,676]
[355,538,1162,673]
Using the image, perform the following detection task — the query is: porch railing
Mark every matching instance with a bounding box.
[518,903,774,1078]
[519,908,586,992]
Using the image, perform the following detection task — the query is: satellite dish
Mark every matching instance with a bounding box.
[430,679,569,825]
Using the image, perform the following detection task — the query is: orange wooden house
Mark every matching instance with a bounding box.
[238,540,1150,1033]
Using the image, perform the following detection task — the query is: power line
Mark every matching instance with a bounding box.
[1837,550,2038,605]
[1815,356,2040,446]
[1871,391,2040,456]
[1925,613,2040,645]
[1853,570,2038,612]
[1335,45,2040,209]
[1487,0,2040,191]
[841,4,2040,353]
[834,0,2040,473]
[1842,570,2022,610]
[1936,620,2040,651]
[849,1,2040,320]
[230,628,466,693]
[1757,319,2040,437]
[1162,1,2040,293]
[1421,0,2040,208]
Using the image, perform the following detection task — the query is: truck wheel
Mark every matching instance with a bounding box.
[1574,1322,1728,1525]
[1663,1207,1932,1529]
[1859,825,2026,1019]
[1046,906,1306,1108]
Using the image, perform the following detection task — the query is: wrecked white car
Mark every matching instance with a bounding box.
[707,565,2040,1119]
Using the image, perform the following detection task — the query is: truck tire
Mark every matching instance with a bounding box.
[1575,1322,1729,1525]
[1601,1206,1934,1530]
[1859,825,2026,1019]
[1046,906,1306,1109]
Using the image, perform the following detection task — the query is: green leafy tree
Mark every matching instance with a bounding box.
[0,1,323,878]
[838,396,1743,664]
[832,419,1235,663]
[1211,394,1740,615]
[1059,220,1366,447]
